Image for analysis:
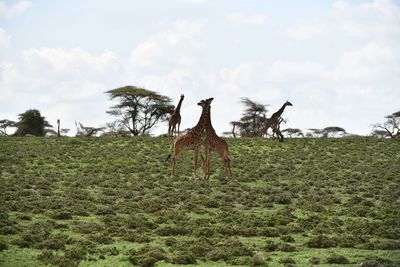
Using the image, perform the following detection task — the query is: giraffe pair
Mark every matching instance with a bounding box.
[170,97,232,179]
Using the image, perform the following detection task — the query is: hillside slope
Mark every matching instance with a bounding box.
[1,137,399,266]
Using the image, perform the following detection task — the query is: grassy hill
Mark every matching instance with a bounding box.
[0,137,399,266]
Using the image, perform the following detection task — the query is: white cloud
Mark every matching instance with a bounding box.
[0,27,11,48]
[225,12,269,26]
[287,0,400,40]
[129,20,206,74]
[287,20,324,40]
[334,43,399,81]
[21,47,122,81]
[0,0,32,19]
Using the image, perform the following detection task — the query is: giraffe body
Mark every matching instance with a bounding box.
[168,94,184,136]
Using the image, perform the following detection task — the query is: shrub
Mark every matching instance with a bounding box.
[278,242,296,252]
[279,257,296,266]
[306,235,336,248]
[128,246,168,267]
[264,240,278,252]
[164,237,177,247]
[325,253,350,264]
[309,257,321,265]
[50,211,72,220]
[123,231,151,243]
[0,241,8,251]
[18,213,32,220]
[171,251,197,265]
[251,254,268,266]
[280,235,295,243]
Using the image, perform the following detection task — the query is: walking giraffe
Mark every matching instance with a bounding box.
[168,94,184,136]
[263,101,293,142]
[201,98,232,180]
[170,98,213,178]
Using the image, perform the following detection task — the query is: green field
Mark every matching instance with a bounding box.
[0,137,399,267]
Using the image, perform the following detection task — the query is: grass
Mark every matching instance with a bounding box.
[0,136,399,266]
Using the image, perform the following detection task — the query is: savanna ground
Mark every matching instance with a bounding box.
[0,136,399,267]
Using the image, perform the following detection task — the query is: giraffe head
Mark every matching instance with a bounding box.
[197,97,214,108]
[285,100,293,106]
[180,94,184,99]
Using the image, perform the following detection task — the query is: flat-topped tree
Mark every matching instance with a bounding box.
[106,86,174,136]
[372,111,400,139]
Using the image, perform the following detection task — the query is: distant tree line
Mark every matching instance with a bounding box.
[0,85,398,139]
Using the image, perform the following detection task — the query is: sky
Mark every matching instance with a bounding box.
[1,0,399,136]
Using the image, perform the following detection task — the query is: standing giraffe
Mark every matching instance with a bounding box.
[170,98,213,178]
[263,101,293,142]
[168,94,184,135]
[202,98,232,180]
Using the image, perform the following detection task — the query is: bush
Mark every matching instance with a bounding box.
[251,254,268,266]
[306,235,336,248]
[309,257,321,265]
[0,242,8,251]
[123,232,151,243]
[89,234,113,245]
[280,235,295,243]
[128,246,168,267]
[325,253,350,264]
[279,257,296,266]
[171,251,197,265]
[278,242,296,252]
[264,240,278,252]
[50,211,72,220]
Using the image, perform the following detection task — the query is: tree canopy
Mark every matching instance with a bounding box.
[13,109,52,137]
[106,86,174,136]
[372,111,400,139]
[236,98,269,137]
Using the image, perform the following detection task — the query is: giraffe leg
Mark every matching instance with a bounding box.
[277,129,284,142]
[207,148,212,180]
[168,124,172,135]
[171,146,182,178]
[201,151,207,179]
[172,124,176,136]
[194,148,199,177]
[177,122,181,136]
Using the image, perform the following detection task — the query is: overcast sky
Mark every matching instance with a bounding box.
[1,0,399,136]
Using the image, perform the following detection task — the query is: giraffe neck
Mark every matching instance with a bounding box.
[192,106,210,132]
[204,106,216,135]
[272,103,287,119]
[175,97,184,113]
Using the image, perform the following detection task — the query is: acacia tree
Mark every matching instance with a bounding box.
[372,111,400,139]
[323,126,347,137]
[75,121,105,137]
[282,128,304,138]
[237,98,268,137]
[106,86,174,136]
[13,109,52,137]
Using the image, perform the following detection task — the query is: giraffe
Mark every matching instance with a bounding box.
[263,101,293,142]
[170,97,213,178]
[168,94,184,136]
[201,98,232,180]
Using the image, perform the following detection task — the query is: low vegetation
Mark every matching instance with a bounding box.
[0,136,399,266]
